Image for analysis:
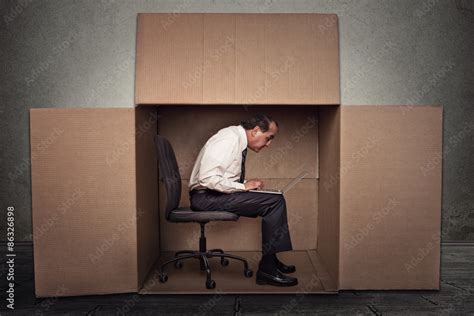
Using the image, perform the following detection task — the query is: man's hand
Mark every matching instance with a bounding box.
[244,179,264,190]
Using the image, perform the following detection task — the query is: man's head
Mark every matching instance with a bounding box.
[240,114,278,153]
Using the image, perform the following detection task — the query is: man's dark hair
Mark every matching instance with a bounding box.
[240,113,278,132]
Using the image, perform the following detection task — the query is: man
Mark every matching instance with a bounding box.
[188,113,297,287]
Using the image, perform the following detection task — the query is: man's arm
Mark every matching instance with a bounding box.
[197,137,246,193]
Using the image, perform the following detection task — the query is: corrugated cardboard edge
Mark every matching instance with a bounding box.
[135,106,159,290]
[317,105,341,289]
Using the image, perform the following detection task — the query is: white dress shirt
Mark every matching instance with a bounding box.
[189,125,248,193]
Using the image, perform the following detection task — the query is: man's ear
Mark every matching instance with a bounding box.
[251,126,260,136]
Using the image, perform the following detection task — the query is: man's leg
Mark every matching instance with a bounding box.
[190,190,293,256]
[190,190,298,286]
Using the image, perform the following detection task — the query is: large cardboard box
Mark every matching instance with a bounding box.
[30,104,442,296]
[29,13,443,297]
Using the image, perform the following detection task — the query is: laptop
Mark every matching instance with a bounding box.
[249,171,309,195]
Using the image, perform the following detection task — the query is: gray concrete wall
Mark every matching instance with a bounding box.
[1,0,473,241]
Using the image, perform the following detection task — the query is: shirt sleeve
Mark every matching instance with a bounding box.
[197,137,246,193]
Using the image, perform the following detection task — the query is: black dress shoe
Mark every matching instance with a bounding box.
[276,258,296,274]
[256,269,298,287]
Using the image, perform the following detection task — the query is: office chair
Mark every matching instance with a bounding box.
[154,135,253,289]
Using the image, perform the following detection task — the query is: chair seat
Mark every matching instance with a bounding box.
[169,207,239,223]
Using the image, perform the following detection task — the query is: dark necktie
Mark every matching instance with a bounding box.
[239,148,247,183]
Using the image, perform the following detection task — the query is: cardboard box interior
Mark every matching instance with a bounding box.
[156,105,320,253]
[141,105,338,294]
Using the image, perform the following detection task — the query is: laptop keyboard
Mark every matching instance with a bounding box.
[256,188,280,192]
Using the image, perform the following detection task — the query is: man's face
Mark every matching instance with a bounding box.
[248,121,278,153]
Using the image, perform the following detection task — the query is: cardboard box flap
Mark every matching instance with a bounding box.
[339,105,443,290]
[135,14,204,104]
[135,13,340,105]
[30,108,138,297]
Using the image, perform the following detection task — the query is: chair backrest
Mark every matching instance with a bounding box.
[153,135,182,220]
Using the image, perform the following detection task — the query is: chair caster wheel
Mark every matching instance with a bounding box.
[175,261,183,269]
[221,258,229,266]
[206,279,216,289]
[159,273,168,283]
[244,269,253,278]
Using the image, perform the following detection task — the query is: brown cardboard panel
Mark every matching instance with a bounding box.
[157,105,319,179]
[135,14,203,104]
[264,14,292,103]
[135,106,159,289]
[339,105,442,290]
[158,179,317,252]
[287,14,317,103]
[276,178,319,250]
[244,105,319,179]
[317,105,341,289]
[235,14,266,104]
[140,250,335,294]
[203,14,236,103]
[312,14,340,104]
[263,14,340,104]
[30,108,138,297]
[136,13,340,105]
[308,250,338,291]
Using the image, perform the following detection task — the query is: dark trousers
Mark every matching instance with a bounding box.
[189,190,293,256]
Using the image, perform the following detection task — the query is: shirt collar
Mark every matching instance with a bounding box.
[237,125,248,152]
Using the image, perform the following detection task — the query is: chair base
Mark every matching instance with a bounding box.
[158,248,253,289]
